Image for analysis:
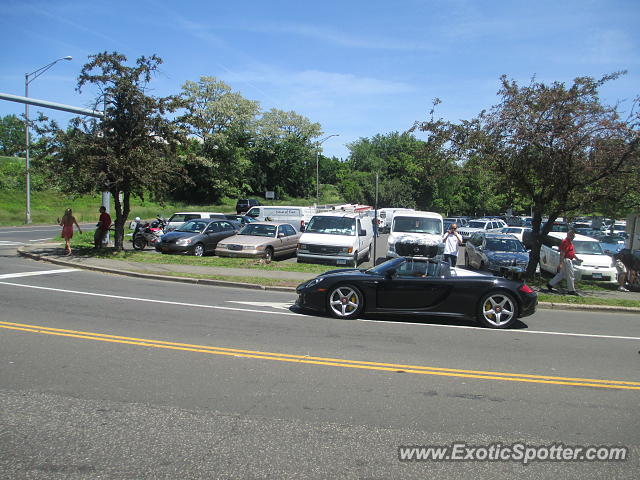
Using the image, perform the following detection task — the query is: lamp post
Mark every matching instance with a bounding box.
[24,56,72,224]
[316,134,339,205]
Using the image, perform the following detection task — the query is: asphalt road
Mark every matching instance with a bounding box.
[1,244,639,479]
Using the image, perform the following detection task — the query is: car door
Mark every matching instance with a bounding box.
[202,222,222,252]
[539,235,561,273]
[466,233,481,268]
[279,224,298,255]
[376,260,450,310]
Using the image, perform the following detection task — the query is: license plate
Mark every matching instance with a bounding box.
[337,259,347,265]
[162,246,169,252]
[592,273,602,279]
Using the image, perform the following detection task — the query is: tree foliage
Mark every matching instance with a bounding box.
[416,73,640,276]
[0,114,25,156]
[38,52,185,250]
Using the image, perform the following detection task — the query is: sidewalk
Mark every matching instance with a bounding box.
[16,244,640,313]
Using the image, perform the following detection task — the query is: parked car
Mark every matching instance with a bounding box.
[215,222,301,261]
[297,212,374,267]
[499,226,531,243]
[164,212,226,233]
[235,198,261,214]
[443,217,468,228]
[386,211,443,259]
[225,214,257,226]
[456,218,507,242]
[155,218,239,256]
[595,234,626,256]
[539,232,617,282]
[465,232,530,274]
[295,256,537,329]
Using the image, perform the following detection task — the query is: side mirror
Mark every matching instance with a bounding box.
[384,269,396,279]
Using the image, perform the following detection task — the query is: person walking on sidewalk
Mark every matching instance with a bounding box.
[442,223,463,267]
[547,229,582,296]
[94,206,112,249]
[59,208,82,255]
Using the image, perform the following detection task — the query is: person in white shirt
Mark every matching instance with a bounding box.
[443,223,463,266]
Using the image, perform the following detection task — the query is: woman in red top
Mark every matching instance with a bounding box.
[59,208,82,255]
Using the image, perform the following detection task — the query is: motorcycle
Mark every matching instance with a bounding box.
[132,217,167,250]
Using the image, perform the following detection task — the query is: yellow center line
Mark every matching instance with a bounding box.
[1,321,639,390]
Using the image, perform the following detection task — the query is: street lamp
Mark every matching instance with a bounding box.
[24,56,72,224]
[316,134,339,205]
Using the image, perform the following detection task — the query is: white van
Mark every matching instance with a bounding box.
[387,211,444,259]
[377,208,414,233]
[245,205,315,231]
[297,212,374,267]
[164,211,226,232]
[539,232,617,282]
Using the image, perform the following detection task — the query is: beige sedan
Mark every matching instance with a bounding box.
[215,222,301,261]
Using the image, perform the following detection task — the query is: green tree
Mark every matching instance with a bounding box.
[251,108,322,198]
[170,77,259,202]
[0,114,25,156]
[416,73,640,277]
[38,52,185,250]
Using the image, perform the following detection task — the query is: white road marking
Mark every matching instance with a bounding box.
[228,301,293,310]
[29,238,56,242]
[0,228,60,234]
[0,269,78,280]
[0,241,25,246]
[0,281,638,342]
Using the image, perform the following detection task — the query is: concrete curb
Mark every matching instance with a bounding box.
[17,246,640,314]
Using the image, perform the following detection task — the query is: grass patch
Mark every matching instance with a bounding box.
[537,293,640,308]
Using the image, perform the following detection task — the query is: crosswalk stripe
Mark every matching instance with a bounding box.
[0,268,78,280]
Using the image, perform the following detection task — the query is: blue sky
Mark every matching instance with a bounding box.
[1,0,638,159]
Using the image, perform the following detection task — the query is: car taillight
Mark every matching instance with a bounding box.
[518,284,534,294]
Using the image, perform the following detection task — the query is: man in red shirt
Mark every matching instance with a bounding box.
[547,230,582,295]
[94,206,112,249]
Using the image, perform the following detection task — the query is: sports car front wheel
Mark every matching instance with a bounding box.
[477,291,519,329]
[327,284,364,319]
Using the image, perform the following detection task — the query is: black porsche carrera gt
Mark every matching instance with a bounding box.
[295,257,537,329]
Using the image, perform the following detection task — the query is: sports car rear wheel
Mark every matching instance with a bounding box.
[327,284,364,319]
[477,291,518,329]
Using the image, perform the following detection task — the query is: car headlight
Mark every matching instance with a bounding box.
[298,243,307,250]
[339,246,353,254]
[305,277,325,288]
[389,243,396,252]
[256,245,265,251]
[176,238,192,246]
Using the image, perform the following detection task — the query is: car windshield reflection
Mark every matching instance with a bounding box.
[485,239,526,252]
[239,224,277,237]
[176,221,207,233]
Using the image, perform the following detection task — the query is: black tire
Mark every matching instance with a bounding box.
[327,284,364,319]
[263,246,274,262]
[133,236,146,250]
[192,243,205,257]
[476,291,519,329]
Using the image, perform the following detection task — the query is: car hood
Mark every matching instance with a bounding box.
[161,231,199,241]
[578,254,615,268]
[389,233,441,245]
[485,252,529,263]
[219,234,275,246]
[299,232,357,247]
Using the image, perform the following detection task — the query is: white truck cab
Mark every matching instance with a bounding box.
[386,211,444,259]
[297,212,374,267]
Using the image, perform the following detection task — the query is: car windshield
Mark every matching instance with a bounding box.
[468,221,487,228]
[365,257,447,277]
[176,221,208,233]
[600,235,624,243]
[305,216,356,235]
[239,224,277,237]
[574,240,605,255]
[169,214,200,223]
[485,238,526,252]
[393,217,441,234]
